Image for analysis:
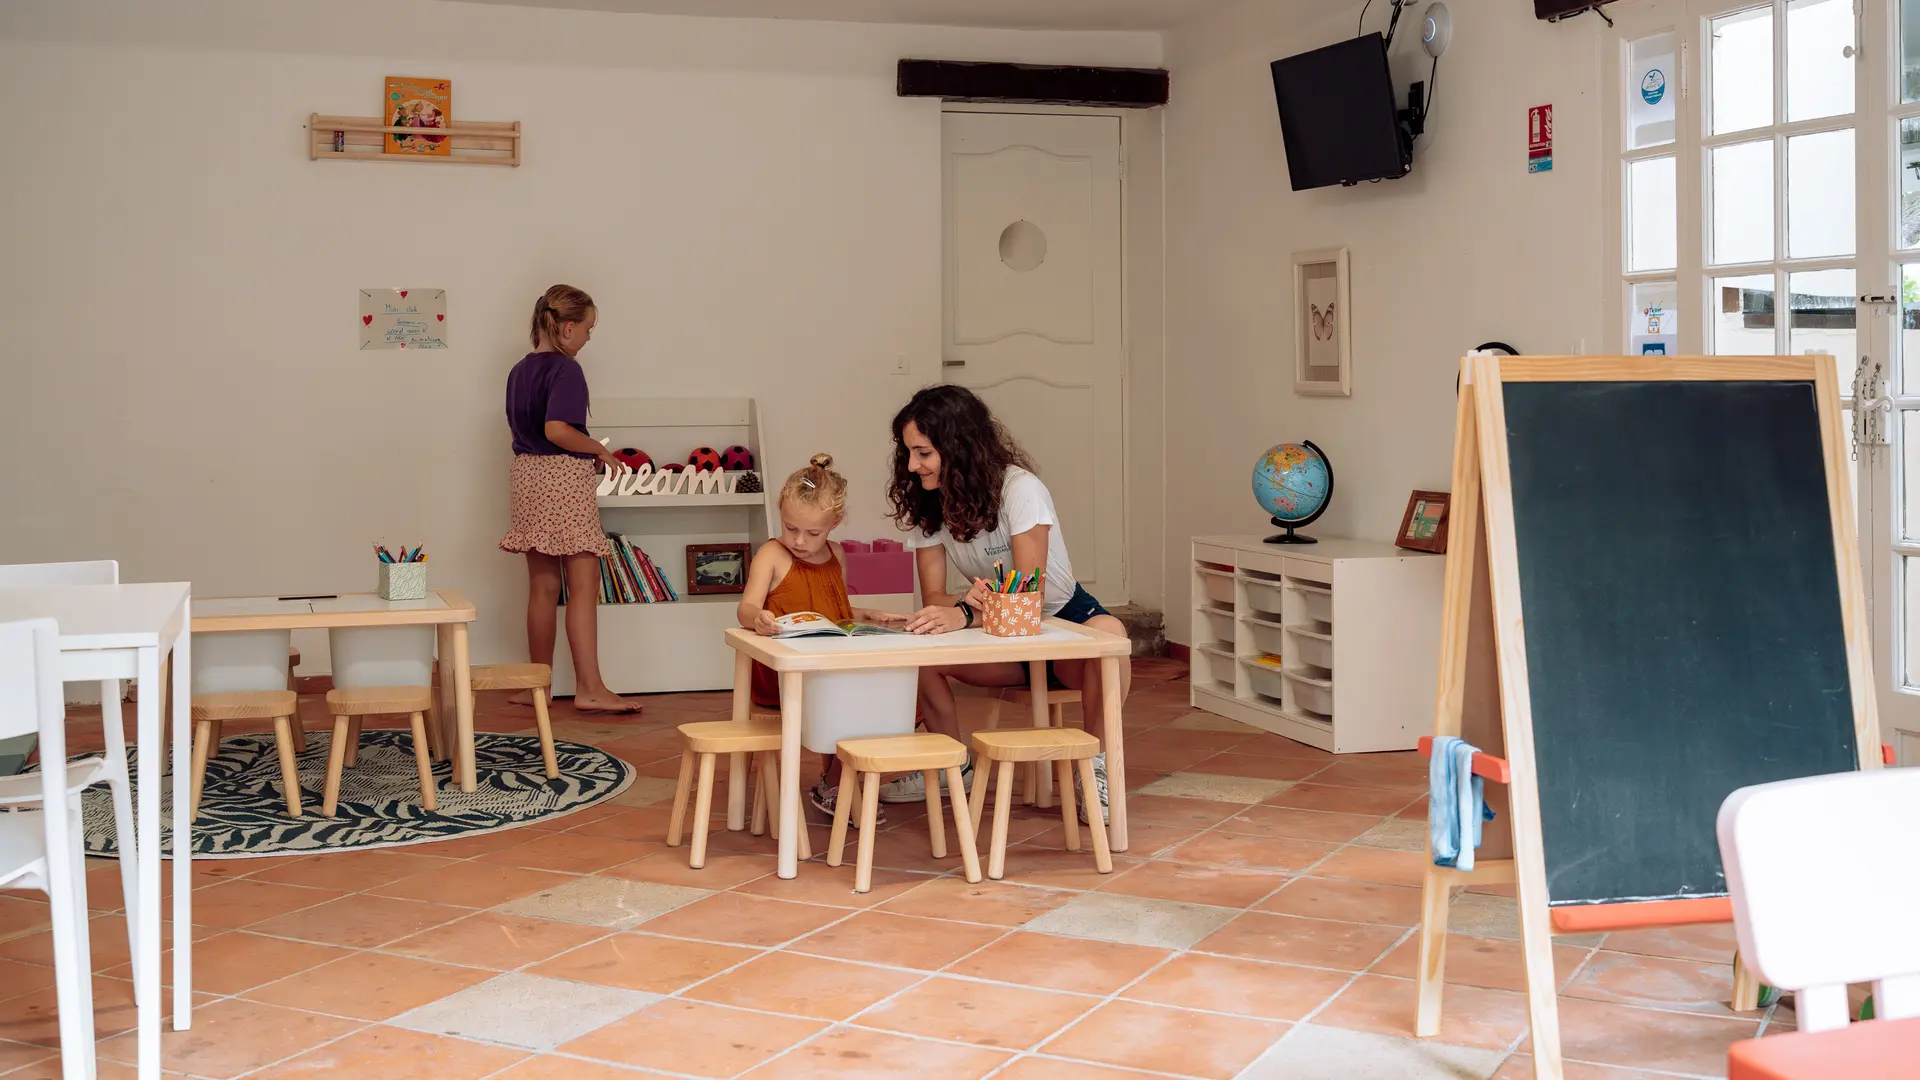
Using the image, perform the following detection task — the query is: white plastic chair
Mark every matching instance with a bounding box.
[0,618,100,1080]
[0,560,141,992]
[1718,767,1920,1032]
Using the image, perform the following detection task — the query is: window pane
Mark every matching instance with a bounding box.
[1628,157,1678,271]
[1711,140,1775,265]
[1714,274,1777,354]
[1629,32,1678,149]
[1905,417,1920,542]
[1712,7,1775,135]
[1630,281,1678,355]
[1904,0,1920,102]
[1788,130,1855,258]
[1905,557,1920,685]
[1900,118,1920,249]
[1787,0,1855,121]
[1902,265,1920,393]
[1789,270,1855,369]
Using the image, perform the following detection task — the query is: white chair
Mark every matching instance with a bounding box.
[1718,768,1920,1032]
[0,618,100,1080]
[322,627,439,817]
[0,560,142,991]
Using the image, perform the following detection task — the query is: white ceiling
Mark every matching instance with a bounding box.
[448,0,1236,32]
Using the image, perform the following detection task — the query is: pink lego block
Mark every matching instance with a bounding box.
[843,539,914,595]
[840,541,871,553]
[871,539,903,552]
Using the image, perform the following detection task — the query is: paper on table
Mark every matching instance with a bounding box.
[195,597,316,618]
[778,625,1085,653]
[360,288,448,350]
[313,593,449,614]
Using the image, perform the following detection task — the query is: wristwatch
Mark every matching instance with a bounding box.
[955,598,974,628]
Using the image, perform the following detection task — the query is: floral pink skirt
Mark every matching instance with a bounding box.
[499,454,611,558]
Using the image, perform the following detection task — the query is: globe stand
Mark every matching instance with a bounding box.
[1263,518,1318,544]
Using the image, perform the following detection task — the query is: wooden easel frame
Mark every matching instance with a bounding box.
[1415,355,1882,1080]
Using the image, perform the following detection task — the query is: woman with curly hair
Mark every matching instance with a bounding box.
[890,385,1131,822]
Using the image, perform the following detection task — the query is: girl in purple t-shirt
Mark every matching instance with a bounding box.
[498,284,637,713]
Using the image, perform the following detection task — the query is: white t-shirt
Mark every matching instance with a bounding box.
[905,467,1078,616]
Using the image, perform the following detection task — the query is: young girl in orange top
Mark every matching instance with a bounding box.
[737,454,906,820]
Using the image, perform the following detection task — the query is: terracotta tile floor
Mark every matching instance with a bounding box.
[0,658,1795,1079]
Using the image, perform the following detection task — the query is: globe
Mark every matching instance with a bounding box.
[1252,441,1333,545]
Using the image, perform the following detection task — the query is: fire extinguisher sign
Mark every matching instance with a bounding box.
[1528,104,1554,174]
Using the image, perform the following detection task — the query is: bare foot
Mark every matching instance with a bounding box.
[572,689,642,714]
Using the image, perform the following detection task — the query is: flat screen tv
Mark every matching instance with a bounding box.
[1270,33,1410,191]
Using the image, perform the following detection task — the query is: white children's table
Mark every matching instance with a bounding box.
[0,582,192,1080]
[723,620,1135,878]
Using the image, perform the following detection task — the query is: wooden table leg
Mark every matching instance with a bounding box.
[728,651,752,831]
[1101,655,1128,852]
[432,626,455,763]
[1028,660,1051,808]
[777,671,804,879]
[452,622,476,792]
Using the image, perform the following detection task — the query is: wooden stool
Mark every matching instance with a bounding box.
[969,728,1111,880]
[286,646,309,753]
[668,720,810,869]
[322,685,436,817]
[983,686,1082,807]
[829,733,981,893]
[469,663,559,779]
[189,690,304,818]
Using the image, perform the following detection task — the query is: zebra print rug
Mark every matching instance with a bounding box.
[81,731,633,859]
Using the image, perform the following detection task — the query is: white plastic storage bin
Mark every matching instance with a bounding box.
[1243,617,1287,656]
[1291,584,1334,626]
[1286,626,1334,669]
[1283,670,1335,715]
[1198,569,1236,606]
[1200,607,1237,645]
[800,668,918,753]
[1243,577,1287,618]
[1241,659,1287,699]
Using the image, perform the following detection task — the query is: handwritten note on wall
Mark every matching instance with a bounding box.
[360,289,448,350]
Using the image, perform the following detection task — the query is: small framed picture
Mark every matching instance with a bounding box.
[1396,490,1451,554]
[685,543,751,595]
[1293,248,1352,397]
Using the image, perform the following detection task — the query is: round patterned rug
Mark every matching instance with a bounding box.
[81,731,633,859]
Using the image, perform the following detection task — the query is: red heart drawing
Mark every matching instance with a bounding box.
[436,314,444,321]
[399,290,408,298]
[362,315,373,325]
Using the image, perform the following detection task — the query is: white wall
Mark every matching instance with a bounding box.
[0,0,1160,669]
[1161,0,1606,642]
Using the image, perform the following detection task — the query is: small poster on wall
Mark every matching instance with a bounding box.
[1292,248,1352,396]
[360,289,448,350]
[384,76,452,157]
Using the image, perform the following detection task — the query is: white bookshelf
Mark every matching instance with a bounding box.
[550,397,776,696]
[1189,534,1443,754]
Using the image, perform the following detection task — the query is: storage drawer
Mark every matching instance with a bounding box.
[1242,658,1286,698]
[1290,583,1333,625]
[1243,578,1287,617]
[1286,625,1333,668]
[1283,669,1334,714]
[1199,606,1237,645]
[1280,557,1331,586]
[1243,616,1287,656]
[1198,568,1235,606]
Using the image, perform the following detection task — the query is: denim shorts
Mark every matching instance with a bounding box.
[1047,583,1112,689]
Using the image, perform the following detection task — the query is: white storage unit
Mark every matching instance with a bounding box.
[1189,535,1444,754]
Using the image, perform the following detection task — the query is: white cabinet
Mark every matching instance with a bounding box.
[1189,535,1443,754]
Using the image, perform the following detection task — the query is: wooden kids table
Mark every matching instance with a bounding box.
[724,619,1135,879]
[193,590,482,790]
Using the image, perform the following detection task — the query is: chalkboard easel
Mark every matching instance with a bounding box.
[1414,355,1883,1080]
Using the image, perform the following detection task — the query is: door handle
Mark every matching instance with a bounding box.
[942,359,966,367]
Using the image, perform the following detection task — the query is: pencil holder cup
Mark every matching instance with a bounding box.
[378,562,427,602]
[981,592,1044,637]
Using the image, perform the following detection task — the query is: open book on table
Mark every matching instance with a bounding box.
[771,611,907,639]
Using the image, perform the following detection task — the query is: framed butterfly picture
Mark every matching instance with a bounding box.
[1292,248,1352,396]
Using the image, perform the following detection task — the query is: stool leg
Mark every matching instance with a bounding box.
[967,755,990,835]
[750,754,768,838]
[290,706,309,755]
[271,715,303,817]
[828,765,856,868]
[854,771,881,894]
[984,696,1004,730]
[408,712,437,811]
[666,747,695,848]
[322,715,352,817]
[690,752,717,870]
[1059,759,1080,852]
[189,719,214,821]
[344,717,362,768]
[989,760,1016,880]
[532,687,559,779]
[424,693,443,762]
[1077,757,1113,873]
[947,766,982,883]
[924,769,946,859]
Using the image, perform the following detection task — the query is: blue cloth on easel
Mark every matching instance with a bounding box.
[1429,735,1495,871]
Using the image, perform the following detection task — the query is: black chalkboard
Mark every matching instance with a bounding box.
[1501,380,1859,907]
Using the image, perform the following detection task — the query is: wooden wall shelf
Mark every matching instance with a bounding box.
[307,114,521,167]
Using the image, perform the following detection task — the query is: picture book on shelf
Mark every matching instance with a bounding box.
[770,612,905,639]
[384,76,451,157]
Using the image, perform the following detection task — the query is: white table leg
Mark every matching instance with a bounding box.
[727,652,751,831]
[134,644,163,1076]
[169,619,192,1031]
[777,671,803,879]
[1101,656,1128,853]
[99,681,143,999]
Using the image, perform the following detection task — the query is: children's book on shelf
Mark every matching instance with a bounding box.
[560,535,678,606]
[384,76,452,157]
[770,612,905,639]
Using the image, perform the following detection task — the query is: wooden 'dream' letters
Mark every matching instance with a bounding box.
[1416,355,1881,1080]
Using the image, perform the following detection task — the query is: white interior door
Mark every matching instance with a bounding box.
[942,111,1127,604]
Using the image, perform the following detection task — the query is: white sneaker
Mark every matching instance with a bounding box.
[810,783,884,827]
[879,761,973,804]
[1076,752,1110,826]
